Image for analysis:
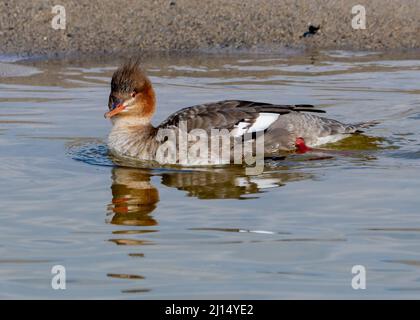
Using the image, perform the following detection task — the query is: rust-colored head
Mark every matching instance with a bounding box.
[105,60,156,123]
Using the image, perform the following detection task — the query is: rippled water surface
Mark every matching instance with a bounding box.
[1,50,420,298]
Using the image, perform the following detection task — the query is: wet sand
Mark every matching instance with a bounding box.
[1,0,420,57]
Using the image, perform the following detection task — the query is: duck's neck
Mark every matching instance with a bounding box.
[108,120,158,160]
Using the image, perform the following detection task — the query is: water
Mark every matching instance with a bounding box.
[0,50,420,299]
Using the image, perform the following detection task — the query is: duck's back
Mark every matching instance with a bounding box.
[158,100,324,134]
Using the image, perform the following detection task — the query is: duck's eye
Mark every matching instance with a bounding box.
[131,91,136,98]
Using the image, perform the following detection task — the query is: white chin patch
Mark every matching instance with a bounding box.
[122,98,136,110]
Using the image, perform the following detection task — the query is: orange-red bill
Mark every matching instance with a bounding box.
[104,104,126,118]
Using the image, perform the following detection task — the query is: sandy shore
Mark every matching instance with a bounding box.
[1,0,419,57]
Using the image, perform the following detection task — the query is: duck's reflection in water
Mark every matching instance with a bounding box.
[160,167,312,200]
[107,166,313,227]
[106,168,157,292]
[107,168,159,227]
[105,166,312,293]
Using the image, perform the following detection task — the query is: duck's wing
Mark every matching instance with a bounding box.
[157,100,325,137]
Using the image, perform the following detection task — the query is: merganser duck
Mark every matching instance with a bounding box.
[105,61,377,164]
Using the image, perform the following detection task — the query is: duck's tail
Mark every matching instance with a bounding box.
[354,120,381,130]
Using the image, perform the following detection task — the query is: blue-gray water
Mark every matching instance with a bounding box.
[0,51,420,299]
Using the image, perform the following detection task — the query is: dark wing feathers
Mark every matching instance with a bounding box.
[158,100,325,131]
[293,105,326,113]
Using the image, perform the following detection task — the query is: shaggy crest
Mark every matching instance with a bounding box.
[111,58,148,94]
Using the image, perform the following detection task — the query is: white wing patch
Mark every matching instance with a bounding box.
[232,113,279,137]
[248,113,280,132]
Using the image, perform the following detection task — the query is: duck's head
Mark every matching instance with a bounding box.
[105,60,156,124]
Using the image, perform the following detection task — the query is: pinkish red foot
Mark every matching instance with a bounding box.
[295,137,312,153]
